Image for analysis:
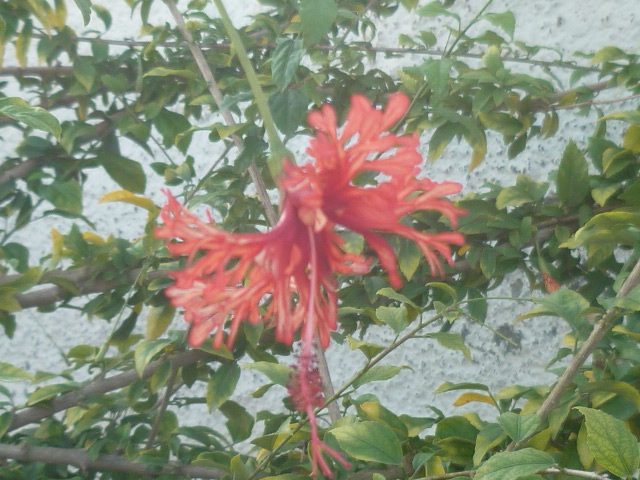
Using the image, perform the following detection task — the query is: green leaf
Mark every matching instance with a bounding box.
[235,135,267,173]
[601,284,640,311]
[145,304,175,340]
[39,180,83,215]
[353,366,409,389]
[271,39,305,91]
[591,46,627,64]
[0,412,12,438]
[27,384,75,406]
[435,381,490,394]
[427,282,458,302]
[0,362,33,382]
[134,339,172,377]
[495,175,548,210]
[0,289,21,313]
[399,239,422,282]
[417,1,460,21]
[561,211,640,250]
[575,407,640,478]
[300,0,337,47]
[423,58,453,104]
[96,154,147,193]
[622,124,640,153]
[580,381,640,411]
[376,306,409,333]
[467,288,488,323]
[0,97,61,139]
[521,289,589,327]
[482,45,504,76]
[144,67,198,80]
[73,57,96,91]
[600,110,640,125]
[332,421,403,465]
[220,400,254,443]
[427,332,471,361]
[0,267,42,292]
[154,109,192,151]
[91,4,111,29]
[556,141,589,208]
[483,11,515,38]
[72,0,92,25]
[243,362,292,386]
[376,288,418,309]
[474,423,507,466]
[429,123,458,161]
[475,448,554,480]
[268,89,308,136]
[346,336,384,360]
[207,362,241,411]
[479,112,521,137]
[497,412,541,443]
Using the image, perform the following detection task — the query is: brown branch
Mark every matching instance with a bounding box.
[164,0,277,226]
[0,66,74,77]
[0,443,225,479]
[144,365,179,449]
[509,259,640,449]
[0,159,39,185]
[8,348,210,432]
[11,269,168,310]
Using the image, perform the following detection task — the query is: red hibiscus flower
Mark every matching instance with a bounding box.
[156,92,466,477]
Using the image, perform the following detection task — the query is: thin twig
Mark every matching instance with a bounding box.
[552,92,640,110]
[0,443,225,479]
[8,349,210,432]
[26,34,600,72]
[163,0,277,226]
[144,365,179,449]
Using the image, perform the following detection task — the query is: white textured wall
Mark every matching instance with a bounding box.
[2,1,639,431]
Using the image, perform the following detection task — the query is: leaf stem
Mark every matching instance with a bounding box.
[212,0,288,179]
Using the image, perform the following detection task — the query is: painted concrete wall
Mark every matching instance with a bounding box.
[2,1,639,432]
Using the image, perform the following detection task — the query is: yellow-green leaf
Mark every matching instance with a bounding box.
[145,304,176,340]
[475,448,554,480]
[99,190,157,212]
[453,392,496,407]
[0,362,33,382]
[0,97,61,139]
[331,421,403,465]
[243,362,292,386]
[144,67,198,80]
[575,407,640,478]
[134,339,173,377]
